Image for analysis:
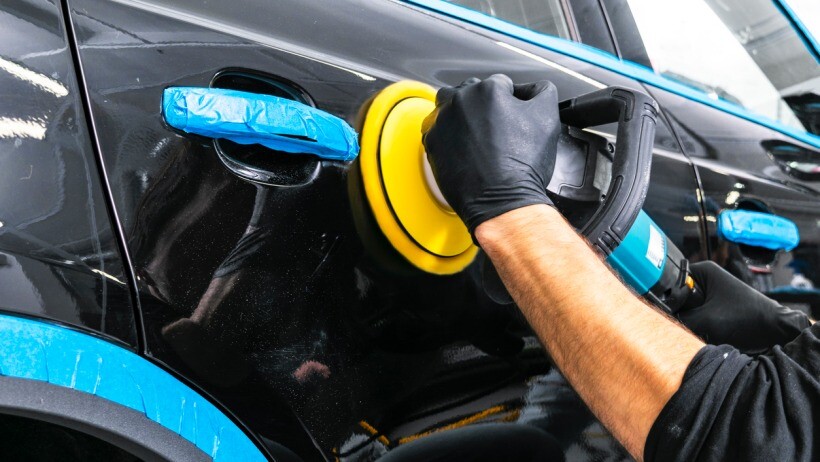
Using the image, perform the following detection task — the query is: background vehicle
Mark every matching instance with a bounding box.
[1,0,817,460]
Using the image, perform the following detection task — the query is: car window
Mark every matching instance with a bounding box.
[626,0,819,136]
[447,0,571,39]
[782,0,819,40]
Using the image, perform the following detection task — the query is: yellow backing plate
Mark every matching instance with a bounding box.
[360,81,478,275]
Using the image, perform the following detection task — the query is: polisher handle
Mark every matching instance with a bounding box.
[558,87,659,256]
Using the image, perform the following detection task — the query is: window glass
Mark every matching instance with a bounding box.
[785,0,820,38]
[447,0,571,39]
[626,0,820,135]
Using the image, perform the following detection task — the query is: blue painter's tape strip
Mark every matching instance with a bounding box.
[773,0,820,62]
[769,286,820,296]
[605,211,666,295]
[0,314,266,462]
[718,210,800,251]
[403,0,820,149]
[163,87,360,161]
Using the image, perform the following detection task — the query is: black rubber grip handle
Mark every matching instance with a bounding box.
[558,87,659,255]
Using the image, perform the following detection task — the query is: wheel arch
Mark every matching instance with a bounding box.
[0,313,267,461]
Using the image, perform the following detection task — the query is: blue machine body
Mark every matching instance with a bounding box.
[606,210,667,295]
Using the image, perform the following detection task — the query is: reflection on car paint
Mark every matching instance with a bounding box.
[0,0,136,346]
[648,87,820,317]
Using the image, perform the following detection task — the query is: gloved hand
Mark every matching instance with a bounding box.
[678,261,811,354]
[422,74,561,235]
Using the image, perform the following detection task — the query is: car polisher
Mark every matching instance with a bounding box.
[351,80,703,313]
[350,81,478,276]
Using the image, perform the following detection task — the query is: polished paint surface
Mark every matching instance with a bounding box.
[0,0,136,346]
[61,1,706,460]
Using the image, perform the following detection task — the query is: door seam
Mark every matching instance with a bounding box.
[58,0,147,353]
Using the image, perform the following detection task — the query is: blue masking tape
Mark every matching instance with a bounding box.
[769,286,820,296]
[0,313,266,462]
[718,209,800,251]
[403,0,820,149]
[163,87,359,161]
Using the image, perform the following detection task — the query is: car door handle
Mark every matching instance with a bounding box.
[162,87,359,185]
[762,139,820,182]
[717,209,799,251]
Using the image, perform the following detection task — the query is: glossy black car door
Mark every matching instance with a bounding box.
[65,0,704,460]
[650,87,820,315]
[0,0,136,346]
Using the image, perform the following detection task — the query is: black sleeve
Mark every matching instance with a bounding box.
[645,323,820,462]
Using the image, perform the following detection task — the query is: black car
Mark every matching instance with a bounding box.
[1,0,818,460]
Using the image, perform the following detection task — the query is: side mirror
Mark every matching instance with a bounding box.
[762,140,820,182]
[783,92,819,136]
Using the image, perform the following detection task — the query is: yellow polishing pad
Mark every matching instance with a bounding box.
[360,81,477,275]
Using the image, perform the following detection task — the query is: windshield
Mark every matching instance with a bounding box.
[785,0,820,39]
[626,0,819,135]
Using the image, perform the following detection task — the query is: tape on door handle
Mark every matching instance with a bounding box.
[162,87,359,161]
[718,209,800,251]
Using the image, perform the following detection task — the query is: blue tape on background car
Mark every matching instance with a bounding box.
[0,314,266,462]
[718,209,800,251]
[163,86,359,161]
[403,0,820,150]
[769,286,820,296]
[605,210,667,294]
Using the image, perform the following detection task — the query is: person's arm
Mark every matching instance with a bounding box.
[475,205,704,459]
[421,75,704,459]
[644,322,820,462]
[424,75,818,462]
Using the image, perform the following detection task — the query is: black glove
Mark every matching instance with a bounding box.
[422,74,561,235]
[678,261,811,354]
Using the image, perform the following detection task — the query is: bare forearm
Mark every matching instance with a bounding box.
[476,205,704,460]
